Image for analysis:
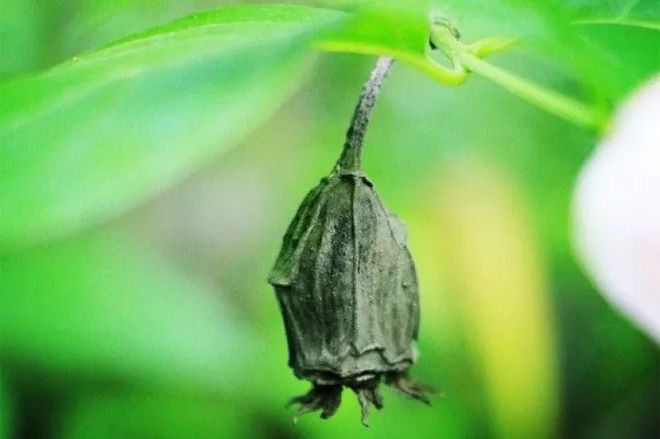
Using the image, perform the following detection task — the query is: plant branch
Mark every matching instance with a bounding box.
[457,52,606,130]
[336,56,394,172]
[430,25,607,131]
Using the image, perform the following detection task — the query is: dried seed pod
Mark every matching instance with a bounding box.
[268,57,431,425]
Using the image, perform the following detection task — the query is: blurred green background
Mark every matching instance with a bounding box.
[1,1,658,438]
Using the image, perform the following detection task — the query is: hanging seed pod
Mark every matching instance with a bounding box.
[268,57,431,426]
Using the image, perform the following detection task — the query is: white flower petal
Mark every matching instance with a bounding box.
[573,76,660,343]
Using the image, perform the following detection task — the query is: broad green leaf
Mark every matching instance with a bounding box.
[0,0,47,77]
[558,0,659,100]
[561,0,660,29]
[316,6,428,61]
[53,0,221,59]
[4,1,629,254]
[559,0,659,99]
[571,25,659,101]
[0,231,255,393]
[0,5,340,253]
[0,3,434,253]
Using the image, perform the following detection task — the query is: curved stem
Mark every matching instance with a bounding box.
[336,56,394,172]
[430,26,606,131]
[457,52,606,130]
[465,35,518,58]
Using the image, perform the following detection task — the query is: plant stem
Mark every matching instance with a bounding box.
[457,52,606,130]
[336,56,394,172]
[430,24,606,131]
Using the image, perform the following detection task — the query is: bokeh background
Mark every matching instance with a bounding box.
[1,1,658,438]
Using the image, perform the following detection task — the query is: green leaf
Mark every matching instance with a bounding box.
[562,0,660,29]
[0,0,47,77]
[0,230,256,393]
[316,5,447,78]
[0,4,340,253]
[0,3,436,253]
[559,0,659,100]
[572,24,659,101]
[7,1,638,253]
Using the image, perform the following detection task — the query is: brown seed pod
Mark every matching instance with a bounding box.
[268,57,431,426]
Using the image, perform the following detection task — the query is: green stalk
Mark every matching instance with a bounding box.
[429,25,607,131]
[456,52,606,131]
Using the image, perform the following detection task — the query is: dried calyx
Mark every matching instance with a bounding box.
[268,57,432,427]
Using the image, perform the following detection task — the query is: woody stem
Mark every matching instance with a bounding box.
[336,56,395,172]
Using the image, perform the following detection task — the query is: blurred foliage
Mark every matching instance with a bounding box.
[0,5,330,250]
[423,163,560,438]
[0,1,658,439]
